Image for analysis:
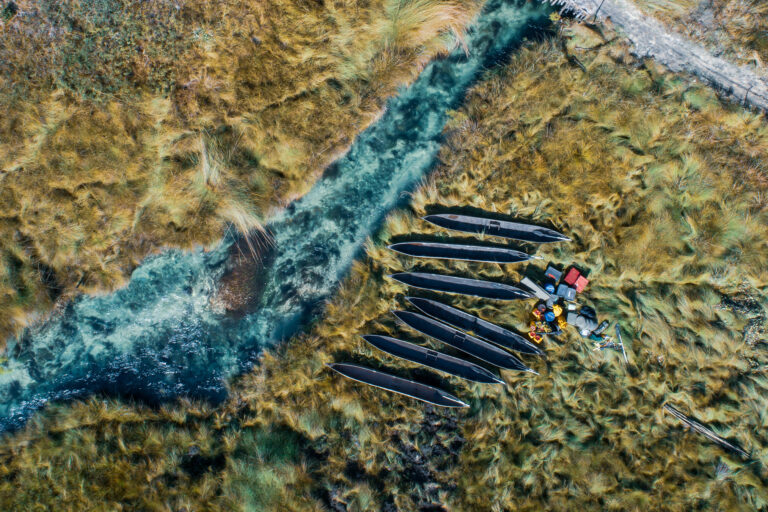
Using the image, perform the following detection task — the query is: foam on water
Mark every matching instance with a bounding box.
[0,0,551,431]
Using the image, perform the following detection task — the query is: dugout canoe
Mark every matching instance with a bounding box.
[407,297,544,356]
[362,335,504,384]
[388,242,532,264]
[664,404,749,458]
[393,311,536,373]
[423,213,570,243]
[388,272,533,301]
[327,363,468,408]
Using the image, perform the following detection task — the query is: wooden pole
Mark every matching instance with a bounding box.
[664,404,749,458]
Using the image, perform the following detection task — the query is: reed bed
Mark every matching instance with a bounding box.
[0,20,766,511]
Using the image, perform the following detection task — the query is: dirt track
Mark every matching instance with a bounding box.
[549,0,768,112]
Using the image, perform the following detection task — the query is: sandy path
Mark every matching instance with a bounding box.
[549,0,768,112]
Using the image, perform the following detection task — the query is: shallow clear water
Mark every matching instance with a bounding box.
[0,0,550,431]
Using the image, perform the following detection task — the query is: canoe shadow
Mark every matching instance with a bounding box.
[521,262,557,286]
[423,204,566,235]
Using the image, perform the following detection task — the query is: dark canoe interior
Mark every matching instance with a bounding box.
[391,272,532,300]
[389,242,531,263]
[393,311,528,371]
[407,297,543,355]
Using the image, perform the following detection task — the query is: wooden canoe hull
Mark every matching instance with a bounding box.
[424,213,569,243]
[327,363,468,408]
[362,334,503,384]
[407,297,544,356]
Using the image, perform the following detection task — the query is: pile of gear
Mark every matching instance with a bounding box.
[520,265,616,351]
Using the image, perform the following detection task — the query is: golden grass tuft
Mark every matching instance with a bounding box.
[386,0,474,53]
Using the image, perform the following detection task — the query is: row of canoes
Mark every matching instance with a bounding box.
[328,299,539,407]
[387,212,568,264]
[328,297,547,407]
[328,213,569,407]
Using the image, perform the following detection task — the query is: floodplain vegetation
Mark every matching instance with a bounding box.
[1,19,768,512]
[0,0,481,344]
[633,0,768,76]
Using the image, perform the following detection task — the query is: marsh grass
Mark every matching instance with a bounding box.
[0,0,483,345]
[1,19,767,512]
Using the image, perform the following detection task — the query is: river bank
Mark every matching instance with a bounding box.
[0,0,552,431]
